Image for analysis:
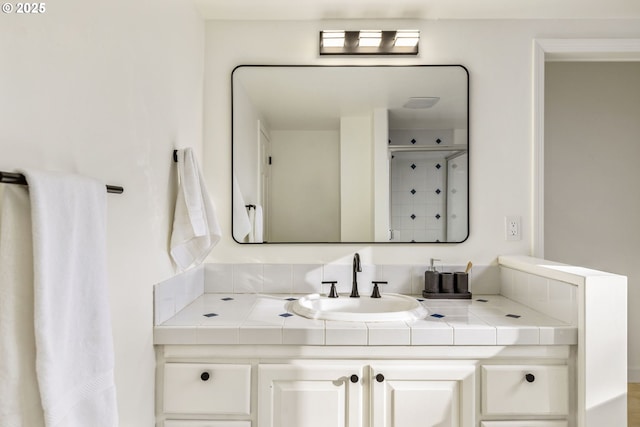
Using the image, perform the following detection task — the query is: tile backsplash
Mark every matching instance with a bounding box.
[499,266,577,325]
[204,263,499,296]
[154,265,204,325]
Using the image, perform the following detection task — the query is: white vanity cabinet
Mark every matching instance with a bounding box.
[156,345,578,427]
[156,347,573,427]
[154,256,628,427]
[370,363,475,427]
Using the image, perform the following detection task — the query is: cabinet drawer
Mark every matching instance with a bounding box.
[481,422,567,427]
[163,363,251,415]
[482,365,568,416]
[165,422,250,427]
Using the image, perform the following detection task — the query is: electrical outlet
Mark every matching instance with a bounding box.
[505,216,521,241]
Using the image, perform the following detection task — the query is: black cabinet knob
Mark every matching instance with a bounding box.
[525,373,535,383]
[200,372,210,381]
[376,373,385,383]
[350,374,359,383]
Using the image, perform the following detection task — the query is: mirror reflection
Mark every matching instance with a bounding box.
[232,65,469,243]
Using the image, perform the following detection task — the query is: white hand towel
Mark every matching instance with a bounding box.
[0,185,45,427]
[232,174,252,243]
[171,148,221,270]
[252,205,264,243]
[20,169,118,427]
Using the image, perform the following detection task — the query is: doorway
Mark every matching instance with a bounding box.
[533,39,640,384]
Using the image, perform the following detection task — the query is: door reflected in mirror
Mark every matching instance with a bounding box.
[232,65,469,243]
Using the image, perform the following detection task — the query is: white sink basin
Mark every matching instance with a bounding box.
[289,293,428,322]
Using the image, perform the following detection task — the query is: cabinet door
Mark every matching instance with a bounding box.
[258,363,365,427]
[370,363,475,427]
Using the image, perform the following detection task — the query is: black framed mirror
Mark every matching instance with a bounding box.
[232,65,469,243]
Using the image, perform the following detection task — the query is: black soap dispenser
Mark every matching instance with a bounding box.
[423,258,440,295]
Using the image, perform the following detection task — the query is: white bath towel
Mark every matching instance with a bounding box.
[232,174,252,243]
[20,169,118,427]
[171,148,221,270]
[0,185,45,427]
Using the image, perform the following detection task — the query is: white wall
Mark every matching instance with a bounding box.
[340,115,374,241]
[203,18,640,267]
[0,1,204,425]
[232,80,261,204]
[544,62,640,381]
[270,130,340,242]
[373,108,390,241]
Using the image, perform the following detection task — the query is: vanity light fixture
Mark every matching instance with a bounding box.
[319,30,420,55]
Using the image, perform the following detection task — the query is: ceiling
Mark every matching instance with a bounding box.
[195,0,640,20]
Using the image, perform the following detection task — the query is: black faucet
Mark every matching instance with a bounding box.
[350,253,361,298]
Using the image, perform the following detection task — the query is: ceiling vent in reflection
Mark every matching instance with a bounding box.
[403,97,440,109]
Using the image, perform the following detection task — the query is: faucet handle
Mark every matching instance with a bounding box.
[322,281,339,298]
[371,281,387,298]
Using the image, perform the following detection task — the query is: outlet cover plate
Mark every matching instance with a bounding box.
[505,215,521,241]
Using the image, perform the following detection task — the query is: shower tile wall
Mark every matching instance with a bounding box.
[389,129,453,242]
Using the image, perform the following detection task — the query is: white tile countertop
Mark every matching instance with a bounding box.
[153,293,577,346]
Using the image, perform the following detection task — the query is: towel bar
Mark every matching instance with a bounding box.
[0,171,124,194]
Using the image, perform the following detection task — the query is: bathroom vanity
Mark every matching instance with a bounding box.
[153,256,627,427]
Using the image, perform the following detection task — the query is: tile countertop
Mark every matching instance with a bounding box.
[154,294,577,346]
